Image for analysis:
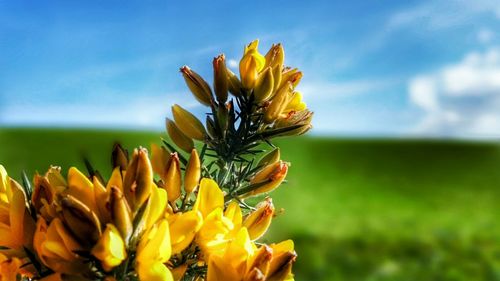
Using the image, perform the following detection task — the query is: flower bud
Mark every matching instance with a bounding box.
[240,40,266,89]
[172,104,206,141]
[184,149,201,193]
[59,195,102,247]
[217,105,229,136]
[111,143,128,171]
[243,198,275,240]
[91,224,126,272]
[32,174,55,212]
[257,148,280,168]
[254,67,274,102]
[109,186,133,243]
[264,83,293,123]
[213,54,228,104]
[166,118,194,153]
[151,143,170,178]
[180,66,213,106]
[264,43,285,70]
[123,148,153,211]
[249,161,288,196]
[227,68,242,96]
[164,153,182,203]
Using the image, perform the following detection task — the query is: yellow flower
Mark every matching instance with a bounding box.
[193,178,224,218]
[267,240,297,281]
[64,167,98,216]
[0,166,35,250]
[205,231,296,281]
[0,252,22,281]
[224,201,243,227]
[243,198,275,240]
[33,218,85,274]
[249,161,289,196]
[206,227,256,281]
[144,183,169,230]
[264,82,293,123]
[264,43,285,70]
[240,40,266,89]
[279,68,302,89]
[196,208,235,258]
[167,210,203,254]
[91,224,127,272]
[136,219,173,281]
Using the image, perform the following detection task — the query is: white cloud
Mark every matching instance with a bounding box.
[408,47,500,137]
[227,59,238,70]
[409,76,438,111]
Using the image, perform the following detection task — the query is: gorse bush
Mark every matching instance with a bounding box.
[0,40,312,281]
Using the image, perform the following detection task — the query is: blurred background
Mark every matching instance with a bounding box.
[1,1,500,280]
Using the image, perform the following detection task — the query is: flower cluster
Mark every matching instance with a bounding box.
[0,40,312,281]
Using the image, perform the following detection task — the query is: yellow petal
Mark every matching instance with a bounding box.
[168,210,203,254]
[137,219,171,263]
[207,254,239,281]
[91,224,126,272]
[66,167,97,214]
[107,167,123,191]
[243,198,274,240]
[224,201,242,227]
[138,261,173,281]
[193,178,224,218]
[184,149,201,194]
[145,184,168,230]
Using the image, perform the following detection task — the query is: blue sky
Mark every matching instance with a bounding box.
[1,0,500,138]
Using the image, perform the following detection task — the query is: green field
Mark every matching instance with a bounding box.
[1,128,500,281]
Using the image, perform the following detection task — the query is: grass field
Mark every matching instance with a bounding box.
[1,127,500,281]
